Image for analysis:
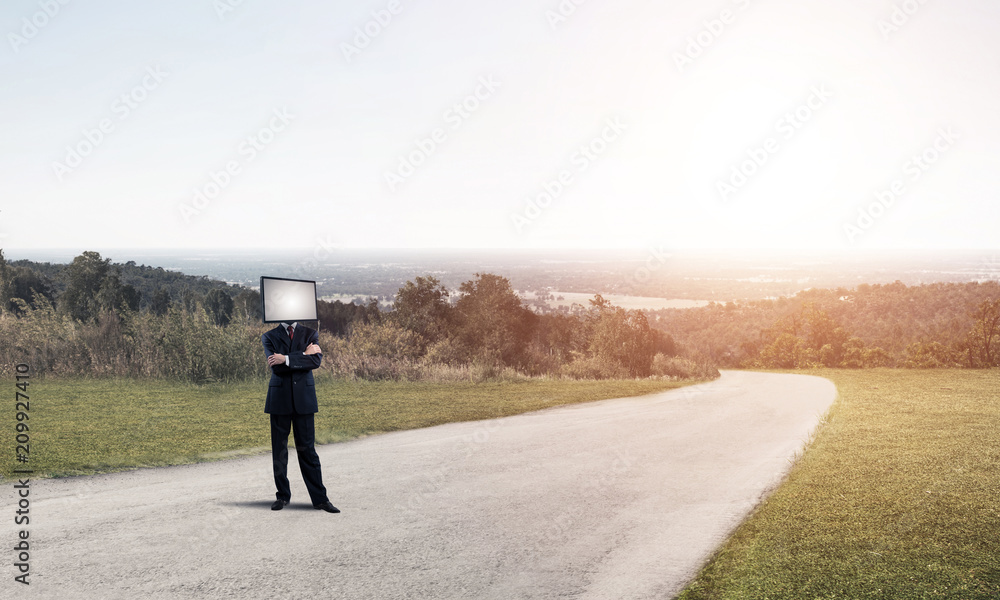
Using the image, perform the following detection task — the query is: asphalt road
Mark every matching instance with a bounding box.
[9,370,836,599]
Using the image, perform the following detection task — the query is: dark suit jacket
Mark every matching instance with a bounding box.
[262,324,322,415]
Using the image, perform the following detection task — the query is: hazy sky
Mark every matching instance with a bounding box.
[2,0,999,251]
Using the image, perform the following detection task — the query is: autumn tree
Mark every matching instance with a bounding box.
[453,273,533,366]
[966,298,1000,367]
[758,333,805,368]
[802,304,850,366]
[585,294,657,377]
[391,276,451,353]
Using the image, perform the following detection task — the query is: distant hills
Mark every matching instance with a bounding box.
[5,248,999,304]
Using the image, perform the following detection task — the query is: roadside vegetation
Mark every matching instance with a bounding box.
[678,369,1000,600]
[4,251,998,387]
[0,250,717,382]
[652,281,1000,369]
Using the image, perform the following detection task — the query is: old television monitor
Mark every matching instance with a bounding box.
[260,276,319,323]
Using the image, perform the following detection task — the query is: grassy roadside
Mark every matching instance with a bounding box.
[0,374,697,480]
[678,369,1000,600]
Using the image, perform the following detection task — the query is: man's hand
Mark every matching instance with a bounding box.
[267,353,287,367]
[304,343,322,355]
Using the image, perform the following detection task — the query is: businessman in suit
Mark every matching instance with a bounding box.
[262,321,339,513]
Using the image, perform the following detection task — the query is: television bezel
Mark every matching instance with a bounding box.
[259,276,319,324]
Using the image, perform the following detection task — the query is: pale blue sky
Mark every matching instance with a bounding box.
[2,0,999,251]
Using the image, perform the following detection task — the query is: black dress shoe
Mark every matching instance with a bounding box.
[271,499,289,511]
[314,500,340,513]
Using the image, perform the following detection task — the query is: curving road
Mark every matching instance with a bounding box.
[10,370,836,599]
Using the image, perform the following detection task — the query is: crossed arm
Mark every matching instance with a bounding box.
[262,332,323,372]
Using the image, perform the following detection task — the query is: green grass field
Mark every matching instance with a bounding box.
[0,374,693,479]
[679,369,1000,600]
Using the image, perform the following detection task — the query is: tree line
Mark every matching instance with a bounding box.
[649,281,1000,369]
[4,250,995,382]
[0,251,707,382]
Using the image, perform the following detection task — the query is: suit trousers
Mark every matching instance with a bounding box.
[270,413,328,505]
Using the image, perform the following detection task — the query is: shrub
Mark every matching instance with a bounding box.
[422,337,467,366]
[518,343,563,377]
[902,341,962,368]
[346,321,423,361]
[651,354,720,379]
[561,356,632,380]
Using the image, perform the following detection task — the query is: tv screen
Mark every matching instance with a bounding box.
[260,276,319,323]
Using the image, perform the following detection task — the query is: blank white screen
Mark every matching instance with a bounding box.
[261,278,318,322]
